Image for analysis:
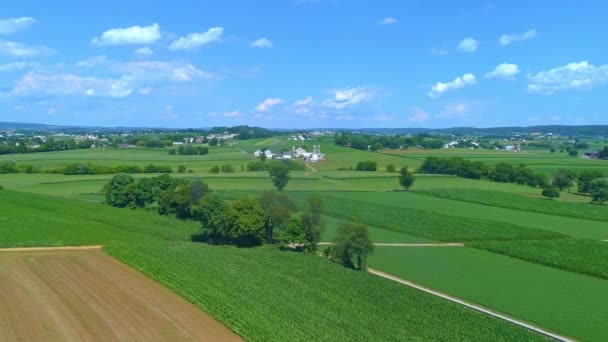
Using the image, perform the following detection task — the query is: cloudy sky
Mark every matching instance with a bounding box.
[1,0,607,128]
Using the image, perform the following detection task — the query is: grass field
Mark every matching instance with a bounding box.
[368,246,608,341]
[105,242,545,342]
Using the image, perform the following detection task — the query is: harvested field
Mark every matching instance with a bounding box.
[0,249,241,342]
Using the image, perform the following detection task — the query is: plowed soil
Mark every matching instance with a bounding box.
[0,249,241,342]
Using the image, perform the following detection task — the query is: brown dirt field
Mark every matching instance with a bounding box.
[0,249,242,342]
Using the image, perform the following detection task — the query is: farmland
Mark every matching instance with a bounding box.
[2,132,608,341]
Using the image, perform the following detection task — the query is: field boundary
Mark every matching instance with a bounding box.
[0,245,102,252]
[368,268,575,342]
[318,242,464,247]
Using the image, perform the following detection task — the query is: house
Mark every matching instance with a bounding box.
[505,144,521,152]
[264,150,274,159]
[294,147,307,158]
[254,150,262,157]
[172,142,184,146]
[584,151,599,159]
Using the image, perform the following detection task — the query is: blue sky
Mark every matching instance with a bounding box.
[1,0,607,128]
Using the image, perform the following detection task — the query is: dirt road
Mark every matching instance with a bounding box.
[317,242,464,247]
[0,249,241,342]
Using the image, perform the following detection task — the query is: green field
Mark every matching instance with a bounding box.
[369,246,608,341]
[105,242,545,342]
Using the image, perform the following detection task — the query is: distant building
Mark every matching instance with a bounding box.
[584,151,599,159]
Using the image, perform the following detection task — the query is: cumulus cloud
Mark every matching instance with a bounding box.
[485,63,520,80]
[0,61,28,72]
[0,40,53,57]
[0,17,36,35]
[499,29,536,46]
[255,98,283,112]
[527,60,608,94]
[169,27,223,51]
[457,37,478,52]
[438,103,471,118]
[380,17,397,25]
[250,38,273,48]
[134,47,154,56]
[293,96,313,113]
[408,107,430,123]
[223,110,241,117]
[92,23,161,46]
[12,72,131,98]
[323,87,371,109]
[428,73,476,98]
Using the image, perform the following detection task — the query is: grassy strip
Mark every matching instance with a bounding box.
[0,190,198,247]
[469,239,608,280]
[105,242,544,342]
[287,193,565,242]
[417,189,608,221]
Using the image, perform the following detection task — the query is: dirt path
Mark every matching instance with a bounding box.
[318,242,464,247]
[0,245,102,252]
[0,249,242,342]
[368,268,575,342]
[305,163,318,175]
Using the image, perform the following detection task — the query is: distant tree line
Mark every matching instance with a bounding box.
[0,138,95,155]
[169,145,209,155]
[102,174,324,249]
[334,132,445,151]
[0,161,173,175]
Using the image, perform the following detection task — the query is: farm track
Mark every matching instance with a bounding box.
[368,268,576,342]
[0,245,102,252]
[0,249,241,342]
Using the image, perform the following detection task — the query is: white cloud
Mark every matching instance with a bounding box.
[293,96,313,113]
[0,61,28,72]
[499,29,536,46]
[255,98,283,112]
[0,40,53,57]
[428,73,476,98]
[527,61,608,94]
[431,48,449,56]
[0,17,36,35]
[12,72,131,98]
[408,107,430,123]
[223,110,241,117]
[76,55,110,68]
[250,38,273,48]
[92,23,161,46]
[438,103,471,118]
[485,63,520,80]
[134,47,154,56]
[457,37,478,52]
[323,87,371,109]
[169,27,223,51]
[380,17,397,25]
[171,64,211,81]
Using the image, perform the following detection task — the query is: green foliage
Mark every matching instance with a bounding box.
[568,149,579,157]
[221,163,235,173]
[257,191,296,241]
[103,174,136,208]
[470,239,608,280]
[386,164,396,173]
[231,198,267,246]
[168,149,177,155]
[589,178,608,204]
[398,166,415,190]
[326,222,374,270]
[177,164,186,173]
[105,242,542,342]
[247,160,268,171]
[209,165,220,174]
[177,145,209,155]
[600,146,608,159]
[578,170,605,193]
[0,185,4,190]
[208,138,219,146]
[268,161,291,190]
[541,186,560,199]
[355,160,377,171]
[280,196,325,251]
[552,168,575,191]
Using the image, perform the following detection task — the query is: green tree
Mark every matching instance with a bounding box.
[552,168,575,191]
[268,162,291,190]
[221,164,235,173]
[398,166,415,190]
[386,164,396,173]
[327,222,374,270]
[177,165,186,173]
[231,198,267,246]
[168,149,177,155]
[590,179,608,204]
[257,191,296,242]
[542,186,560,200]
[599,146,608,159]
[569,149,579,157]
[355,160,377,171]
[103,174,136,208]
[209,165,220,174]
[209,138,219,146]
[578,170,605,193]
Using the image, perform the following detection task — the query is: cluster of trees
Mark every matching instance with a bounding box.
[169,145,209,156]
[334,132,445,151]
[209,164,236,174]
[418,157,549,188]
[0,138,95,155]
[205,126,277,140]
[323,222,374,270]
[246,159,306,172]
[1,161,174,175]
[355,160,378,171]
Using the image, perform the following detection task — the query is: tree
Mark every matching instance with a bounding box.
[103,174,136,208]
[257,191,296,241]
[589,179,608,204]
[268,162,291,190]
[569,149,579,157]
[221,164,235,173]
[208,138,219,146]
[355,161,377,171]
[326,222,374,270]
[177,165,186,173]
[552,168,575,191]
[600,146,608,159]
[231,198,267,246]
[386,164,396,173]
[398,166,415,190]
[542,186,560,200]
[578,170,604,193]
[209,165,220,174]
[168,149,177,155]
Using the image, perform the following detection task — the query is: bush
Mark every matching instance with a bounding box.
[541,186,560,200]
[386,164,396,173]
[177,165,187,173]
[355,161,377,171]
[247,161,268,171]
[209,165,220,174]
[0,185,4,190]
[569,149,579,157]
[168,149,177,155]
[221,164,235,174]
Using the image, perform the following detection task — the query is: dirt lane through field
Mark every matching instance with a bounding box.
[0,249,241,342]
[318,242,464,247]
